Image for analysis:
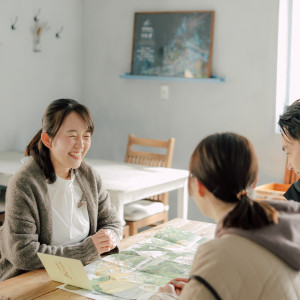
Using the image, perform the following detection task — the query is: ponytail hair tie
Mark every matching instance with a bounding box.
[236,190,248,200]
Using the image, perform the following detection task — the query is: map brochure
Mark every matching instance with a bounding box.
[57,226,210,300]
[37,252,92,290]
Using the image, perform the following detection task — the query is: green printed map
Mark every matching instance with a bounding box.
[58,226,210,300]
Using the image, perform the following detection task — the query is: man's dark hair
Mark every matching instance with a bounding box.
[278,99,300,140]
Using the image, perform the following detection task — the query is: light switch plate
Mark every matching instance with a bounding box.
[160,85,169,100]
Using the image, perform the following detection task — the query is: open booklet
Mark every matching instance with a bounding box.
[39,226,210,300]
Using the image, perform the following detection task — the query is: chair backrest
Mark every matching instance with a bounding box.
[284,158,300,184]
[125,134,175,168]
[125,134,175,204]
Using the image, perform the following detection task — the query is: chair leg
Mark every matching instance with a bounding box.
[0,213,4,226]
[123,225,130,239]
[163,211,168,223]
[128,222,139,236]
[126,211,169,236]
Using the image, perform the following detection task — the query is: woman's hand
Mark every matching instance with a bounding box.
[91,229,117,255]
[170,278,188,295]
[158,284,177,296]
[158,278,188,296]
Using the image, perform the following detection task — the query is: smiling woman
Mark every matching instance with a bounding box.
[25,99,95,183]
[0,99,123,281]
[41,111,92,179]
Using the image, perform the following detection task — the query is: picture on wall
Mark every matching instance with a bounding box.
[131,11,215,78]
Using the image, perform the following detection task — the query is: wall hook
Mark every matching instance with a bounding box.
[11,17,18,30]
[34,9,41,22]
[55,27,64,39]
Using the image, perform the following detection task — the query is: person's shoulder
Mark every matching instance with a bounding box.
[207,233,256,250]
[190,235,260,286]
[80,160,93,172]
[79,160,96,176]
[195,234,237,251]
[6,158,46,205]
[192,238,222,264]
[77,160,101,183]
[194,234,253,263]
[284,182,300,202]
[194,233,280,269]
[265,198,300,213]
[10,157,43,186]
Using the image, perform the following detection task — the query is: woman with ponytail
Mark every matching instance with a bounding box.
[0,99,122,281]
[151,132,300,300]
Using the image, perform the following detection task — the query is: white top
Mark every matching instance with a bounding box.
[47,171,90,246]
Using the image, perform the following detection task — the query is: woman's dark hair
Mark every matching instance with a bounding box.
[25,99,94,183]
[278,99,300,140]
[189,132,278,230]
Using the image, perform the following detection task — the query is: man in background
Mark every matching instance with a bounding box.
[278,99,300,201]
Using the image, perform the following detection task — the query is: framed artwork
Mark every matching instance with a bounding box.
[130,11,215,78]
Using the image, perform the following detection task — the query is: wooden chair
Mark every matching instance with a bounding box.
[123,225,130,239]
[0,185,6,226]
[124,134,175,236]
[0,213,4,226]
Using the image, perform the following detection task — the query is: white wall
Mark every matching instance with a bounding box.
[82,0,286,222]
[0,0,83,151]
[0,0,287,222]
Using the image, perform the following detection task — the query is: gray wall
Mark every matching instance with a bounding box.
[0,0,83,150]
[0,0,287,222]
[82,0,286,221]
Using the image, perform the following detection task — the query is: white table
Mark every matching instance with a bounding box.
[0,152,189,223]
[85,158,189,224]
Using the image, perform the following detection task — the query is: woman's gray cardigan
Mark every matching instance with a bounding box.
[0,158,123,281]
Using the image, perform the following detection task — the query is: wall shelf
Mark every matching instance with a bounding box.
[120,73,225,82]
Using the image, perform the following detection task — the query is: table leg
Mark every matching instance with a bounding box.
[177,178,188,219]
[109,191,126,226]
